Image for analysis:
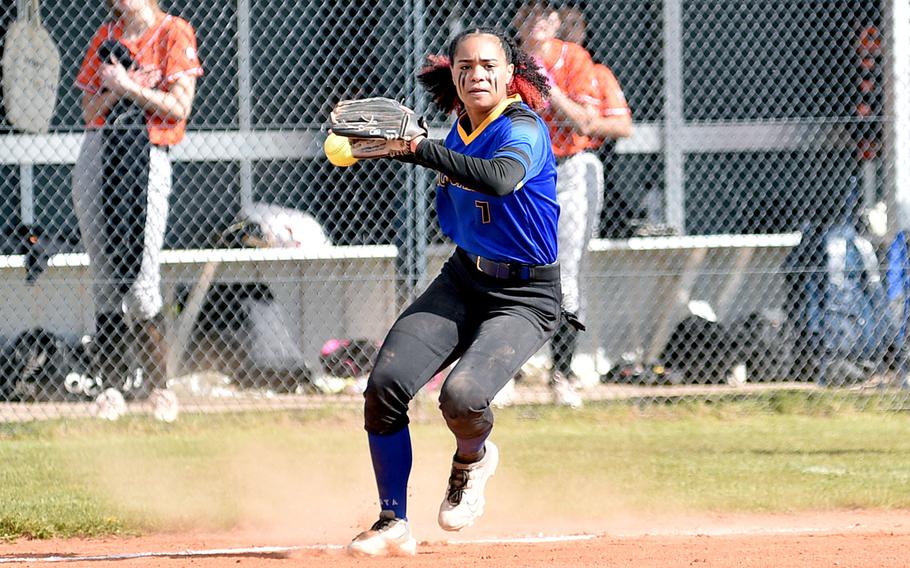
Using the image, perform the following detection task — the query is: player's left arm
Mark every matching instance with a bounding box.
[330,98,529,194]
[587,108,632,140]
[586,112,632,140]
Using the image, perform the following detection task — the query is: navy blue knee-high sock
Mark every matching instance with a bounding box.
[368,427,412,520]
[455,433,488,463]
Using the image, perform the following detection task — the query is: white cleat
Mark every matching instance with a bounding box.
[92,388,127,421]
[150,388,179,423]
[347,510,417,557]
[438,441,499,531]
[551,373,583,409]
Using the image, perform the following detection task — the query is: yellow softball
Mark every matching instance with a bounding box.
[323,132,358,167]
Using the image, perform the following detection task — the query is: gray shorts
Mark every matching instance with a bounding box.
[71,129,173,321]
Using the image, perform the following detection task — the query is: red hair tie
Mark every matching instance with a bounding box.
[422,54,451,73]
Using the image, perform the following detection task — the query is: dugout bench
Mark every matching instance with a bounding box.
[0,245,399,369]
[0,233,802,383]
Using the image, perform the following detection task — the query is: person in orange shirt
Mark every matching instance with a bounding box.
[558,5,633,145]
[559,5,634,240]
[514,1,604,408]
[72,0,203,422]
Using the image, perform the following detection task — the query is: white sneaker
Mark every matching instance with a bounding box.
[438,441,499,531]
[551,373,583,409]
[92,388,127,421]
[347,510,417,557]
[150,388,179,423]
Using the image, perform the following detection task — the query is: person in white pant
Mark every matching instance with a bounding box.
[73,0,203,421]
[516,3,632,407]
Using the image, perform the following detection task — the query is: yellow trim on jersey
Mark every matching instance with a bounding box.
[457,94,523,145]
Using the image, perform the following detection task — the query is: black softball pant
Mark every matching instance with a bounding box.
[364,248,561,439]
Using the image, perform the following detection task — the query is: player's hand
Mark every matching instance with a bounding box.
[100,57,136,96]
[350,138,413,159]
[330,97,428,159]
[408,135,425,154]
[129,65,163,89]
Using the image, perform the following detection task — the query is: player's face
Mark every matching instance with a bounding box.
[514,5,560,46]
[558,8,586,45]
[451,34,515,115]
[110,0,150,17]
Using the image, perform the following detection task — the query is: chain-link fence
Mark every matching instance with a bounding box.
[0,0,906,422]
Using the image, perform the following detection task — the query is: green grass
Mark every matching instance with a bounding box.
[0,394,908,539]
[496,402,910,515]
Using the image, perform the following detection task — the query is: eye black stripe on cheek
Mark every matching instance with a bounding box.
[493,76,499,94]
[459,70,467,92]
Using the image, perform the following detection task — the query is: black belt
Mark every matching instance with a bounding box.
[459,248,558,281]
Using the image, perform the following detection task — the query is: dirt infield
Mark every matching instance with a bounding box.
[2,395,907,567]
[0,510,907,567]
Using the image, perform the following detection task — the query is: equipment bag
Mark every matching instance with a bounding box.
[1,328,99,401]
[658,315,736,384]
[784,223,898,384]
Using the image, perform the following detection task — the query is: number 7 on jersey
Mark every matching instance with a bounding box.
[475,200,491,224]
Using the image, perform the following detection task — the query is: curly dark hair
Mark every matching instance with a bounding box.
[418,27,550,114]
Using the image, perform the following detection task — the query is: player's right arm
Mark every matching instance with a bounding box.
[547,42,599,134]
[100,19,201,122]
[76,26,119,125]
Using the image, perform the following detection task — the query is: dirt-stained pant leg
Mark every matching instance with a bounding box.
[364,266,471,435]
[439,313,552,440]
[365,252,560,437]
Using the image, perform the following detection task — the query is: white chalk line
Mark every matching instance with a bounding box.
[611,526,838,538]
[0,544,340,564]
[0,525,893,564]
[447,533,600,545]
[0,535,600,564]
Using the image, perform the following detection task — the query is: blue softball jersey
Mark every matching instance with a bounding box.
[435,95,559,265]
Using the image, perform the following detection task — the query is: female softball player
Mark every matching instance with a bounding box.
[73,0,202,421]
[347,28,560,557]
